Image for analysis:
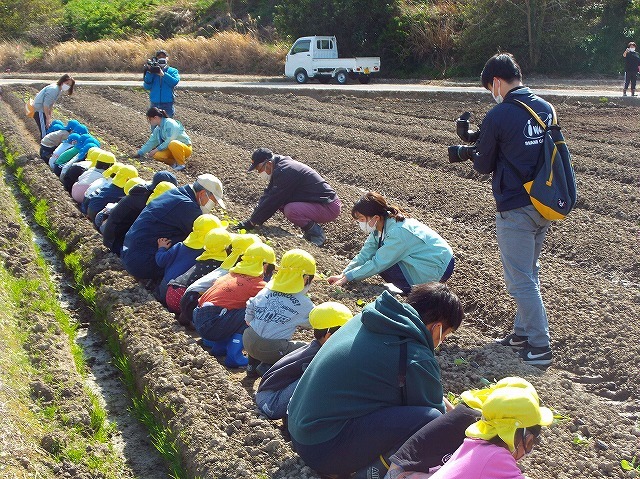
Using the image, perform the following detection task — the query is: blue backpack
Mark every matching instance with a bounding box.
[504,100,577,220]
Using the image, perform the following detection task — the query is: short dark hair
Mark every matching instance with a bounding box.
[629,42,636,48]
[351,191,405,222]
[313,325,341,340]
[480,53,522,90]
[406,282,463,331]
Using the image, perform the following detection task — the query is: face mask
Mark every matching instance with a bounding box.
[157,58,168,67]
[61,83,71,92]
[491,79,503,104]
[300,283,312,295]
[258,170,271,181]
[631,48,636,52]
[200,198,215,214]
[358,217,377,234]
[431,324,443,349]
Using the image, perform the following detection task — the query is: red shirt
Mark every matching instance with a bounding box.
[198,273,266,310]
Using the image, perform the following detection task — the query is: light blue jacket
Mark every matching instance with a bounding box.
[137,118,191,155]
[143,66,180,104]
[33,83,62,111]
[343,217,453,284]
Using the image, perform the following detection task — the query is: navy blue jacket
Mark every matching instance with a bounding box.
[250,156,337,225]
[86,184,125,221]
[102,184,151,256]
[473,87,552,212]
[121,185,201,279]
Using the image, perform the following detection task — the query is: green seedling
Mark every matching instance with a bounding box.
[599,96,609,104]
[446,391,461,405]
[479,377,496,387]
[551,410,571,423]
[453,358,468,366]
[572,434,590,446]
[356,299,366,307]
[621,456,640,471]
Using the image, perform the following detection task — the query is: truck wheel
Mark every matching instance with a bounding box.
[295,69,308,84]
[317,76,331,84]
[358,75,371,84]
[335,70,348,85]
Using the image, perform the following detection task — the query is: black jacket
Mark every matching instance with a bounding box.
[102,184,151,255]
[625,51,640,72]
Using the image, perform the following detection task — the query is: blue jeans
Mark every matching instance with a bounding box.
[150,101,175,117]
[256,380,299,420]
[291,406,441,475]
[496,205,551,347]
[192,305,247,341]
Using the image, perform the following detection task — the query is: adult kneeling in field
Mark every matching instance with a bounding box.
[134,107,192,171]
[121,174,225,281]
[287,283,463,477]
[235,148,341,247]
[328,192,454,295]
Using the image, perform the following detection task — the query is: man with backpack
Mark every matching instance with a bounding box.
[473,53,557,366]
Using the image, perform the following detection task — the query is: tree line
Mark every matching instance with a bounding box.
[2,0,639,76]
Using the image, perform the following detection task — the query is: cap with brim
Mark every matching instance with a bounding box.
[229,243,276,277]
[267,249,316,294]
[248,148,273,172]
[102,163,121,178]
[183,214,225,249]
[221,234,262,270]
[124,177,148,195]
[147,181,177,204]
[463,378,554,451]
[67,133,81,143]
[308,302,353,329]
[112,165,138,188]
[151,170,178,188]
[196,229,234,261]
[195,174,226,210]
[156,49,168,57]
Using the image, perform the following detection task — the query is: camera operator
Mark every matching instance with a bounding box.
[469,53,555,366]
[143,49,180,118]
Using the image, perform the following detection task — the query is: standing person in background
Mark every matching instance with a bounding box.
[33,74,75,139]
[134,107,192,171]
[236,148,342,247]
[623,41,640,96]
[143,49,180,117]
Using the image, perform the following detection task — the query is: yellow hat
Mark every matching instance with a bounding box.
[463,377,553,452]
[124,177,148,195]
[102,162,121,178]
[146,181,177,204]
[229,243,276,277]
[95,151,116,167]
[308,302,352,330]
[220,234,262,270]
[267,248,316,294]
[183,214,225,249]
[196,228,234,261]
[86,147,103,163]
[112,164,138,188]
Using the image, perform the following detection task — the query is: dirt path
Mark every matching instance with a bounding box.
[0,83,638,479]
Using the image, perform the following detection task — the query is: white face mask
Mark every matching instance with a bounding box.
[258,170,271,181]
[491,78,503,104]
[431,323,443,349]
[200,198,215,214]
[631,48,636,52]
[358,217,377,234]
[61,83,71,92]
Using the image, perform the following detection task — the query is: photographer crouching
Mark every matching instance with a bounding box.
[448,53,556,366]
[143,49,180,118]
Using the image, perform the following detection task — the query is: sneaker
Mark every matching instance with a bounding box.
[302,222,326,246]
[172,163,186,171]
[519,344,553,366]
[495,333,529,349]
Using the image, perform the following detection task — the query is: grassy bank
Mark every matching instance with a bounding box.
[0,33,287,74]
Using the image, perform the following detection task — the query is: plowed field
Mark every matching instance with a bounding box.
[1,83,638,479]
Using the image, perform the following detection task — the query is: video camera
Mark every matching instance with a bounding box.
[144,57,167,74]
[448,112,480,163]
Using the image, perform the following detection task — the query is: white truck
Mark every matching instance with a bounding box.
[284,36,381,85]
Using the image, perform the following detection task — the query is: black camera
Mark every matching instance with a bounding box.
[448,112,480,163]
[144,57,162,74]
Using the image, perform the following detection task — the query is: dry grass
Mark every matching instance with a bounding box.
[0,32,287,75]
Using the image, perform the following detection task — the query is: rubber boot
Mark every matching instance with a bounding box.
[302,221,326,246]
[351,449,394,479]
[246,356,261,378]
[202,338,229,357]
[225,333,249,368]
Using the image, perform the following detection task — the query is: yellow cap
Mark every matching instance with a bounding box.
[96,151,116,166]
[183,214,225,249]
[146,181,177,204]
[112,164,138,188]
[124,177,148,195]
[102,162,121,178]
[267,248,316,294]
[196,228,234,261]
[229,243,276,277]
[220,234,262,270]
[463,377,554,451]
[308,302,352,330]
[86,147,103,163]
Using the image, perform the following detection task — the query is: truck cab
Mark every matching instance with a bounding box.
[285,36,380,84]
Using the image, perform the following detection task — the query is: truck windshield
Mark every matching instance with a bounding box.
[291,40,311,54]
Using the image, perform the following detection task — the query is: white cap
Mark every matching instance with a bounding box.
[196,174,226,209]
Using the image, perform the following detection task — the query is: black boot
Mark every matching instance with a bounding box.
[302,221,326,246]
[351,453,391,479]
[246,356,261,378]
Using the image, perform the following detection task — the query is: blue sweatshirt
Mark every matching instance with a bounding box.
[143,66,180,104]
